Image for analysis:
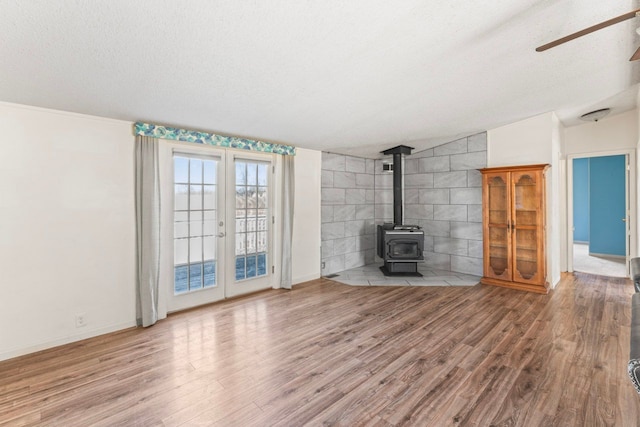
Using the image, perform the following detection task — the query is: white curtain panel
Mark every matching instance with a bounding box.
[135,135,161,326]
[280,155,295,289]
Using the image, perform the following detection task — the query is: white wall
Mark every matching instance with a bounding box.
[292,147,322,284]
[487,113,554,167]
[564,109,638,155]
[0,102,136,361]
[0,102,322,360]
[489,109,640,285]
[550,113,563,285]
[565,108,638,267]
[487,112,561,287]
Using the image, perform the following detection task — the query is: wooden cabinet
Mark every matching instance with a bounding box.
[479,164,549,294]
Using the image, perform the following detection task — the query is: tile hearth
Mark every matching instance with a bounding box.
[325,263,480,287]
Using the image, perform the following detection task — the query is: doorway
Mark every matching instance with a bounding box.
[170,152,227,310]
[568,153,629,278]
[161,144,275,312]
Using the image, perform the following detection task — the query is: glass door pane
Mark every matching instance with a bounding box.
[514,228,538,281]
[234,161,269,281]
[173,155,222,295]
[514,173,538,226]
[512,172,540,283]
[227,157,272,297]
[485,174,511,280]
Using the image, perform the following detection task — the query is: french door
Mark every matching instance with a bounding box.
[226,155,273,297]
[167,146,274,312]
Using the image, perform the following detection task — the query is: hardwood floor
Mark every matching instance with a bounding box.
[1,272,639,426]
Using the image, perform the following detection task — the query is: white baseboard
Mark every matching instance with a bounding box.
[589,252,626,260]
[0,321,137,363]
[293,273,321,285]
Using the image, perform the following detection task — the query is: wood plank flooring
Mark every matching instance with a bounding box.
[1,272,639,426]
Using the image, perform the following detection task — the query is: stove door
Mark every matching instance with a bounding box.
[387,239,421,259]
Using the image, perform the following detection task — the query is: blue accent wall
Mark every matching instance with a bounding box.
[589,155,626,256]
[572,158,589,243]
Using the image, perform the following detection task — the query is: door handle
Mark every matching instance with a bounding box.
[622,218,627,222]
[217,232,226,238]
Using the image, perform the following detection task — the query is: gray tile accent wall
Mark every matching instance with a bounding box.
[397,133,487,276]
[321,153,376,275]
[321,132,487,277]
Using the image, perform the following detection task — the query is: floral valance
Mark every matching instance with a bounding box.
[134,122,296,156]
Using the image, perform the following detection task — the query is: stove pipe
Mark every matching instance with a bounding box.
[381,145,414,225]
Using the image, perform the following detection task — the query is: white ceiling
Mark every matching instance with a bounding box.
[1,1,639,158]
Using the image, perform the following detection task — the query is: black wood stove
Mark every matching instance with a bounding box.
[377,145,424,276]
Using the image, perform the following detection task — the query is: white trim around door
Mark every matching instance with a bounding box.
[566,148,636,277]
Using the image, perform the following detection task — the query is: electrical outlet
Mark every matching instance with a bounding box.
[75,314,87,328]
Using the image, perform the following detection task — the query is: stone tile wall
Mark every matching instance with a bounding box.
[321,153,376,275]
[374,133,487,276]
[321,132,487,277]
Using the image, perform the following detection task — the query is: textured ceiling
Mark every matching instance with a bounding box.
[1,1,639,158]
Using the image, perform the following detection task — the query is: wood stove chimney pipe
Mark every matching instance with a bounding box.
[381,145,414,225]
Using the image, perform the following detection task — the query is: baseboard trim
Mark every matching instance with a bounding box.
[0,321,137,363]
[293,273,321,285]
[589,252,626,260]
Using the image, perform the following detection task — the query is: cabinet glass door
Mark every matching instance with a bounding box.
[484,173,511,280]
[512,171,541,283]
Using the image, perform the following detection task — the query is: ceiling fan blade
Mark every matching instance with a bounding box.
[630,46,640,61]
[536,8,640,52]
